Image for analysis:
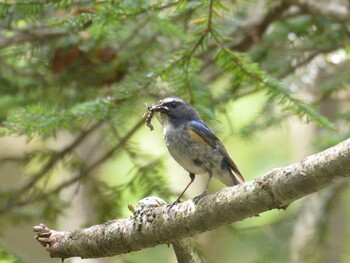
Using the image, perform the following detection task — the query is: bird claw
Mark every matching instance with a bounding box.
[193,191,207,204]
[167,198,182,210]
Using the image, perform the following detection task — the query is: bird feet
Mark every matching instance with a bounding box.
[167,190,208,209]
[193,190,207,204]
[167,198,182,210]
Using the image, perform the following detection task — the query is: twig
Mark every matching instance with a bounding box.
[0,121,104,214]
[0,27,66,50]
[1,118,145,212]
[278,42,350,78]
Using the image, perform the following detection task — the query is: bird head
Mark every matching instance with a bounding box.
[149,97,200,124]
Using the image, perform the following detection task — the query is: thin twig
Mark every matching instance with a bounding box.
[0,121,104,214]
[0,118,145,213]
[0,27,66,50]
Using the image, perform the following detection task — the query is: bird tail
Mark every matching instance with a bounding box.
[227,159,245,185]
[231,168,245,185]
[218,160,245,186]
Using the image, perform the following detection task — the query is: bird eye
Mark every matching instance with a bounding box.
[170,101,177,108]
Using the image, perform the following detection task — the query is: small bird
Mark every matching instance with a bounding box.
[149,97,245,207]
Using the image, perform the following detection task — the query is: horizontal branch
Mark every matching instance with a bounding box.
[292,0,350,22]
[0,27,66,50]
[3,118,145,213]
[34,138,350,259]
[0,121,104,215]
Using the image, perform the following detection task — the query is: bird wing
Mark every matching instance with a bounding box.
[188,120,245,184]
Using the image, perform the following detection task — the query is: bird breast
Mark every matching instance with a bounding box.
[163,122,220,175]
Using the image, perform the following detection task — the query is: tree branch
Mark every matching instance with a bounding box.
[0,27,66,50]
[34,138,350,259]
[292,0,350,22]
[0,121,105,215]
[1,118,145,213]
[172,239,200,263]
[231,0,292,51]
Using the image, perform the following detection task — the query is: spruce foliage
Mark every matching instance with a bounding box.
[0,0,349,260]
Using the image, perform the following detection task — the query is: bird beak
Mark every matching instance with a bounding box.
[148,104,168,113]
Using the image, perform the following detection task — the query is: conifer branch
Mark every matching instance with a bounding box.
[0,27,65,49]
[0,121,104,215]
[214,48,335,129]
[0,118,145,214]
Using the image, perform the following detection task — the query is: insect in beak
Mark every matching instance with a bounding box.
[149,105,168,113]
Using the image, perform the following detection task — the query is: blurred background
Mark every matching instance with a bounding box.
[0,0,349,262]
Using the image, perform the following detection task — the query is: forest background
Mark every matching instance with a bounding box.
[0,0,349,262]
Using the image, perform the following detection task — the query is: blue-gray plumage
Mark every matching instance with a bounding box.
[150,97,244,207]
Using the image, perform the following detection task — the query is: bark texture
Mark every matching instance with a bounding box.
[34,138,350,260]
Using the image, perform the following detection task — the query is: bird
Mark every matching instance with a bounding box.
[149,97,245,207]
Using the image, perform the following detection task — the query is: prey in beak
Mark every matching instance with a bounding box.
[144,97,184,130]
[147,104,168,113]
[145,103,168,131]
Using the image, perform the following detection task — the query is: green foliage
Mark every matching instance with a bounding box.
[0,0,349,261]
[0,246,23,263]
[214,48,335,129]
[126,158,170,200]
[239,102,288,137]
[86,179,125,223]
[0,0,347,215]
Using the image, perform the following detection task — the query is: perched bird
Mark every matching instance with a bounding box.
[149,97,245,207]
